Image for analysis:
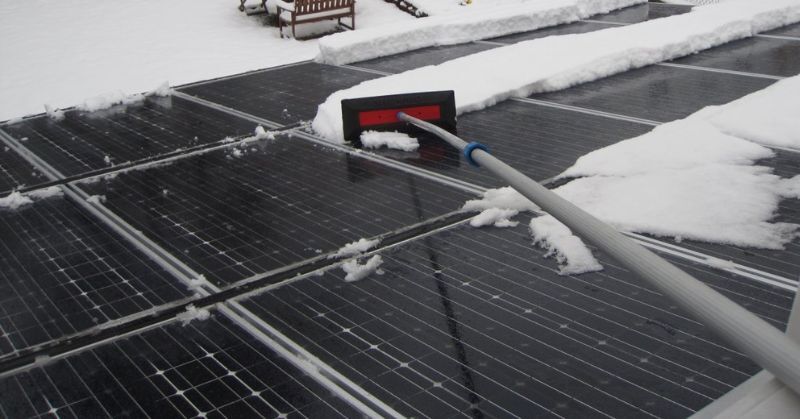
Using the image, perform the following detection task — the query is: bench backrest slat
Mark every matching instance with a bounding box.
[295,0,354,14]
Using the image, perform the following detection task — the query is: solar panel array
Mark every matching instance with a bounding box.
[1,2,799,417]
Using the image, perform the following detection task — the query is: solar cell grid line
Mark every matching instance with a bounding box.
[249,290,526,418]
[0,196,191,356]
[178,62,383,125]
[0,95,257,177]
[528,64,776,124]
[0,148,45,194]
[77,136,473,285]
[242,223,792,416]
[248,263,688,418]
[245,285,575,418]
[0,315,361,418]
[446,226,792,333]
[352,42,496,75]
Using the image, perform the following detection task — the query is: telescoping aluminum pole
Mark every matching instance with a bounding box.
[398,112,800,396]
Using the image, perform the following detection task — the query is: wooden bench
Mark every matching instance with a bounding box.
[275,0,356,38]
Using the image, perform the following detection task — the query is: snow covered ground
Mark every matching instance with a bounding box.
[312,0,800,142]
[316,0,644,65]
[0,0,412,122]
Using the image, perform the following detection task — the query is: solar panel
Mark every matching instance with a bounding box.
[360,99,652,187]
[0,195,190,356]
[0,145,45,194]
[1,96,256,177]
[353,43,496,75]
[672,37,800,78]
[764,22,800,37]
[179,62,382,125]
[589,2,692,25]
[529,64,776,123]
[76,134,473,285]
[240,222,792,418]
[0,314,359,417]
[488,20,617,44]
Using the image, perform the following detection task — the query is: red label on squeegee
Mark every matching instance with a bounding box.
[358,105,441,127]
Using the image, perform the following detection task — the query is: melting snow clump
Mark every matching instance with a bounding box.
[0,186,63,210]
[469,208,519,228]
[254,125,276,140]
[177,304,211,326]
[0,192,33,210]
[360,131,419,152]
[342,255,384,282]
[86,195,107,204]
[529,215,603,275]
[330,237,381,259]
[44,104,64,121]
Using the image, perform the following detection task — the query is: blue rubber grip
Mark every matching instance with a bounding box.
[464,142,490,167]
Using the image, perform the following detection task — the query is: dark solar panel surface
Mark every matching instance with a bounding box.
[241,223,792,418]
[490,20,617,44]
[530,64,775,123]
[0,195,189,356]
[0,315,359,418]
[1,96,255,177]
[764,22,800,38]
[1,2,799,417]
[179,62,381,124]
[78,135,471,285]
[0,143,44,194]
[590,2,692,24]
[354,42,495,74]
[673,36,800,77]
[366,100,652,186]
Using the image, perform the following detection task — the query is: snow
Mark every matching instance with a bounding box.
[553,76,800,251]
[254,125,277,140]
[341,255,384,282]
[44,104,64,122]
[462,186,538,213]
[0,0,410,122]
[330,237,381,259]
[86,195,106,204]
[560,119,774,178]
[530,215,603,275]
[316,0,644,65]
[469,208,520,228]
[312,0,800,143]
[0,192,33,210]
[360,131,420,152]
[0,187,63,210]
[176,304,211,326]
[706,76,800,149]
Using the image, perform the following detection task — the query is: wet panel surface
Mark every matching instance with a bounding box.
[0,142,45,194]
[489,20,618,44]
[78,135,472,285]
[764,22,800,38]
[673,36,800,77]
[0,315,358,418]
[531,65,775,123]
[242,223,793,418]
[1,96,255,178]
[366,100,652,187]
[179,63,381,124]
[354,42,495,75]
[0,196,189,357]
[590,2,692,24]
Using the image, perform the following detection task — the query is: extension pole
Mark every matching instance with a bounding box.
[398,112,800,396]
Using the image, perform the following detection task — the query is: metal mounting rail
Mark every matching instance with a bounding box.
[398,112,800,396]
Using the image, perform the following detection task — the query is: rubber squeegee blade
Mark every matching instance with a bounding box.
[341,91,457,146]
